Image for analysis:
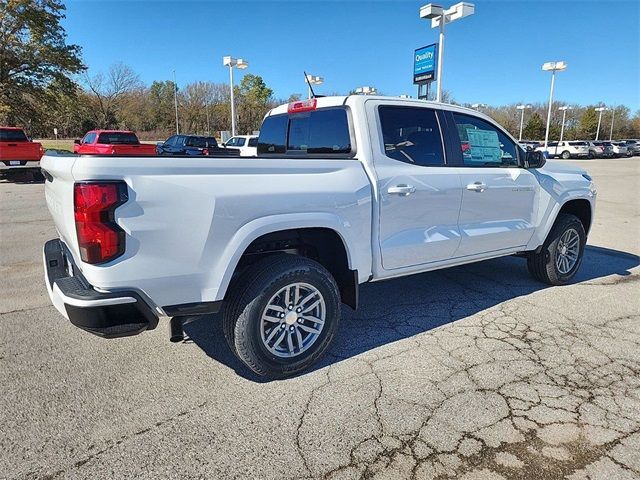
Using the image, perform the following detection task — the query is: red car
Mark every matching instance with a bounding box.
[74,130,157,155]
[0,126,44,169]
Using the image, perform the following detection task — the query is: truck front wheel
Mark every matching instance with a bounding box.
[527,213,586,285]
[223,255,341,378]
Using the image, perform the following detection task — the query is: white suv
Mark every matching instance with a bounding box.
[538,141,589,159]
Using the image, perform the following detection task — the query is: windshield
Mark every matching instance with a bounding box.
[97,132,140,144]
[0,129,28,142]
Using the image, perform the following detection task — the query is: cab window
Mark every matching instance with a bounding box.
[258,107,351,156]
[378,106,445,166]
[452,113,518,167]
[236,138,246,147]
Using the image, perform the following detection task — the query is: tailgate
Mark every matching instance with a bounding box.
[41,155,80,258]
[0,141,42,162]
[113,144,156,155]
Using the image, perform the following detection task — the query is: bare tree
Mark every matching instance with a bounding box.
[85,63,142,127]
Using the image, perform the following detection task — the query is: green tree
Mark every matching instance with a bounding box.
[0,0,85,127]
[522,112,545,140]
[149,80,177,132]
[579,107,599,140]
[237,74,273,134]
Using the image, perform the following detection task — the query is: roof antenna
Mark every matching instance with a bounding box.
[303,71,317,99]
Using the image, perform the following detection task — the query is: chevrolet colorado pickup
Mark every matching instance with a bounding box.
[73,130,157,155]
[41,96,596,377]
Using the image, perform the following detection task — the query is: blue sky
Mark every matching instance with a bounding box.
[64,0,639,108]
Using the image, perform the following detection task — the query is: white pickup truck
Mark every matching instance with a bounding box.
[41,96,596,377]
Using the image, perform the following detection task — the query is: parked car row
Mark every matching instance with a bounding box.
[518,139,640,159]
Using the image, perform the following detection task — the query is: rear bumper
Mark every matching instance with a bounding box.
[43,239,159,338]
[0,160,40,170]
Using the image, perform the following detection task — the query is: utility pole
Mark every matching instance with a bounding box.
[173,70,179,135]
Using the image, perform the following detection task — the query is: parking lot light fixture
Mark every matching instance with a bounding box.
[472,103,487,111]
[305,74,324,99]
[558,106,571,143]
[516,104,532,141]
[420,2,475,103]
[595,106,608,141]
[542,61,567,149]
[609,107,616,141]
[223,56,249,136]
[355,86,377,95]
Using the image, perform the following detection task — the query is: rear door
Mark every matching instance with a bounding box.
[367,102,463,270]
[447,111,539,257]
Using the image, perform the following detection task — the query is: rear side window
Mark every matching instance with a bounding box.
[452,113,518,167]
[0,129,28,141]
[248,137,258,147]
[258,108,351,155]
[569,141,587,146]
[378,106,445,166]
[97,132,139,144]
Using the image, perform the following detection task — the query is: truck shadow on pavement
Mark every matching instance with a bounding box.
[183,245,639,382]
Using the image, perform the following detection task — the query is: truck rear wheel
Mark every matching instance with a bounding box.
[223,254,341,378]
[527,213,586,285]
[561,150,571,159]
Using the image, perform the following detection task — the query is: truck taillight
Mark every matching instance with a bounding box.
[288,98,317,114]
[202,148,209,155]
[74,182,128,264]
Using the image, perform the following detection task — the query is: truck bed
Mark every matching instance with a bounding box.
[41,153,373,308]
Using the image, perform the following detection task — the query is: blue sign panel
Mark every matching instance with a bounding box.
[413,44,437,84]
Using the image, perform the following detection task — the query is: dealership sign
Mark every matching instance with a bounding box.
[413,44,437,84]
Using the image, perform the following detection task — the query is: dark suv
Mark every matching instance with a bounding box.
[156,135,240,156]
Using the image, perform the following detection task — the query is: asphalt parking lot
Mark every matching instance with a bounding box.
[1,158,639,480]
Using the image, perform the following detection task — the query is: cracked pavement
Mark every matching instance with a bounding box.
[1,158,639,479]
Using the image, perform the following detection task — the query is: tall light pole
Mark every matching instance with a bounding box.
[609,107,616,141]
[420,2,475,103]
[173,69,179,135]
[558,106,571,142]
[516,104,532,141]
[355,86,377,95]
[305,74,323,99]
[542,61,567,148]
[595,106,607,140]
[223,56,249,136]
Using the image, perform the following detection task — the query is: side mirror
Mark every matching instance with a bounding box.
[74,139,81,145]
[526,150,546,169]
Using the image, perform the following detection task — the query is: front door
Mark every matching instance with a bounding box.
[370,103,463,271]
[448,111,539,257]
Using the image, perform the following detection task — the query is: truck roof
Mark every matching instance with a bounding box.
[266,95,495,121]
[87,129,136,134]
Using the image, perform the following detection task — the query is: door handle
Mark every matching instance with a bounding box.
[387,184,416,196]
[466,182,487,192]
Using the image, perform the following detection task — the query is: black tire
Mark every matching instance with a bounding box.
[561,150,571,159]
[223,254,341,378]
[588,150,595,159]
[527,213,586,285]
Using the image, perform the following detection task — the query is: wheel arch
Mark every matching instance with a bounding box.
[213,214,363,309]
[558,198,592,235]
